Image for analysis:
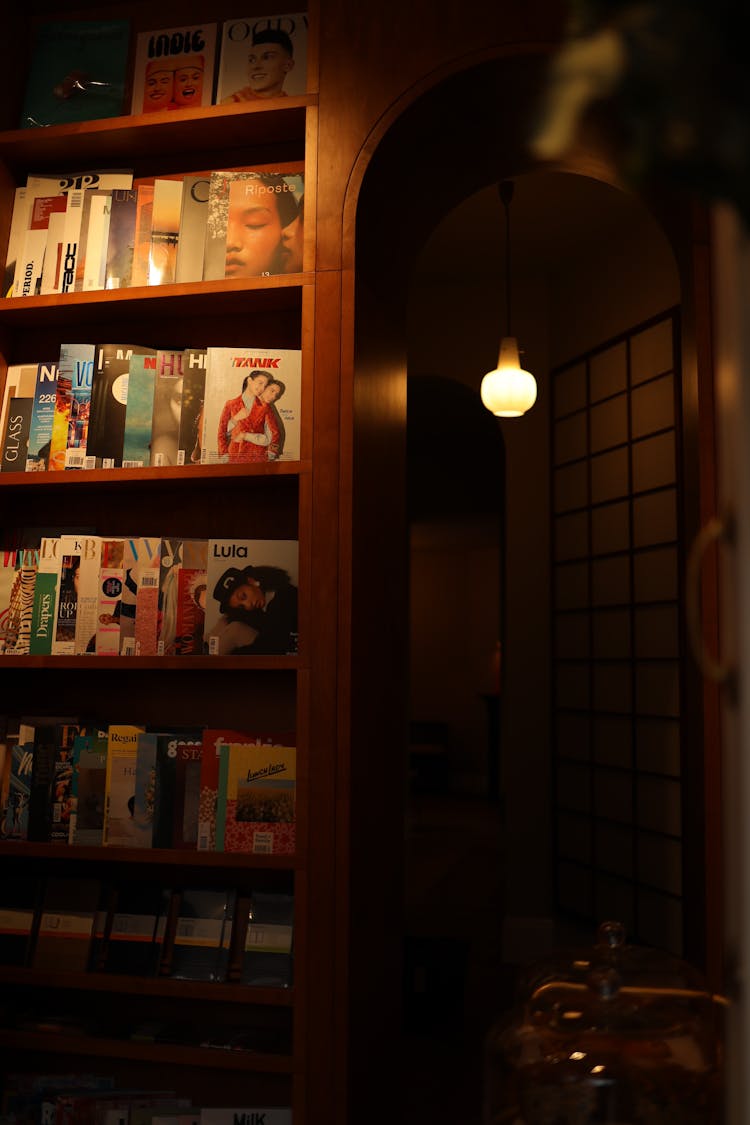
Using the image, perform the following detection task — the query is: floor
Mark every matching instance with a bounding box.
[401,792,516,1124]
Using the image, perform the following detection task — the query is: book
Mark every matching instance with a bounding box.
[151,729,203,849]
[58,343,96,469]
[0,398,32,473]
[168,887,235,982]
[216,12,308,103]
[32,876,103,972]
[103,724,144,846]
[25,360,59,471]
[217,741,295,854]
[204,538,299,656]
[29,536,61,655]
[0,725,34,840]
[71,534,101,655]
[200,1110,291,1125]
[131,24,218,115]
[202,345,301,465]
[47,371,74,471]
[131,184,155,287]
[95,537,126,655]
[150,349,184,466]
[178,348,207,465]
[148,179,183,286]
[0,872,40,966]
[15,192,68,298]
[1,546,39,656]
[242,892,294,987]
[203,166,303,281]
[104,188,138,289]
[175,176,211,283]
[69,729,108,845]
[102,883,172,976]
[19,19,130,128]
[122,353,158,467]
[87,343,156,468]
[133,537,162,656]
[157,538,208,656]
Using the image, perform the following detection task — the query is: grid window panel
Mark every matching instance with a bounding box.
[635,605,680,659]
[590,342,627,402]
[632,488,678,548]
[594,767,634,824]
[555,511,589,561]
[590,447,629,504]
[637,888,683,956]
[636,662,680,717]
[638,833,682,895]
[554,461,589,513]
[637,775,682,835]
[556,662,591,710]
[557,761,592,814]
[593,663,633,713]
[591,500,630,555]
[596,820,634,878]
[631,373,675,438]
[554,362,588,417]
[631,320,674,385]
[594,874,636,936]
[590,395,628,453]
[632,431,676,492]
[557,714,592,764]
[633,546,679,602]
[635,719,681,777]
[556,561,590,610]
[555,612,591,659]
[592,716,633,769]
[558,812,593,864]
[592,608,631,660]
[554,412,588,464]
[558,860,594,917]
[591,556,631,606]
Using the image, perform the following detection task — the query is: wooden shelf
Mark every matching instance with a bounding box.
[0,653,299,669]
[0,275,308,329]
[0,458,308,490]
[0,1029,294,1074]
[0,97,314,177]
[0,966,293,1006]
[0,841,299,869]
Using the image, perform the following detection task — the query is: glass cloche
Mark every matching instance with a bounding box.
[484,921,723,1124]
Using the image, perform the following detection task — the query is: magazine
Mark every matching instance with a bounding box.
[216,13,308,103]
[204,538,298,656]
[130,24,218,115]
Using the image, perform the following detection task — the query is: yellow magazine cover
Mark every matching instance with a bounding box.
[103,724,144,846]
[218,742,295,854]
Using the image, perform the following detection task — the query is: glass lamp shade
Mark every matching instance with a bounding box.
[480,337,537,417]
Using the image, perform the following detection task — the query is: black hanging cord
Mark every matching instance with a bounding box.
[498,180,514,336]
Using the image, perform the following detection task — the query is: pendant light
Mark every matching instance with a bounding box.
[480,180,537,418]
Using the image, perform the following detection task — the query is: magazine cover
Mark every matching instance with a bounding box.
[47,372,73,471]
[95,538,125,655]
[14,192,67,298]
[121,354,157,467]
[148,180,182,286]
[0,399,32,473]
[52,540,81,653]
[131,184,155,287]
[118,538,141,654]
[157,538,208,656]
[169,887,235,982]
[69,729,108,845]
[103,724,144,846]
[202,165,303,281]
[130,24,218,115]
[87,343,156,468]
[0,727,34,840]
[150,349,184,466]
[104,188,138,289]
[19,19,131,129]
[59,343,96,470]
[175,566,206,655]
[175,176,210,283]
[133,537,161,656]
[3,187,29,297]
[48,722,81,844]
[29,536,60,655]
[177,348,207,465]
[0,548,19,653]
[204,538,298,656]
[71,534,101,655]
[1,546,38,656]
[202,346,301,465]
[151,731,203,849]
[25,361,59,471]
[216,12,308,103]
[217,741,295,854]
[53,170,134,295]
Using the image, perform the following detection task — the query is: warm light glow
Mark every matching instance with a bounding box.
[480,337,537,417]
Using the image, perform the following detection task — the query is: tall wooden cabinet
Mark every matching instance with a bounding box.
[0,2,326,1120]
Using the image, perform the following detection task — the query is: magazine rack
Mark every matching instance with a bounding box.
[0,1,320,1119]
